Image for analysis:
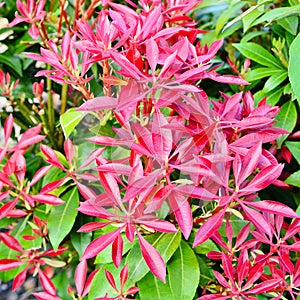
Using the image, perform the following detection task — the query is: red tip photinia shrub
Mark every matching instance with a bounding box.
[0,0,299,299]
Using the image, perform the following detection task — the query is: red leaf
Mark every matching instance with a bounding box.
[74,260,87,296]
[12,267,27,291]
[193,211,225,247]
[38,269,56,296]
[0,259,24,271]
[41,177,68,194]
[0,198,18,219]
[4,114,14,143]
[112,234,123,268]
[120,265,128,289]
[105,270,118,291]
[77,97,118,111]
[81,228,122,260]
[40,144,65,169]
[247,200,299,219]
[64,139,74,166]
[78,222,111,232]
[137,233,166,283]
[245,279,282,294]
[30,166,52,186]
[0,232,24,253]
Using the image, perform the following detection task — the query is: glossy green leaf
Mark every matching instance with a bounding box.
[60,108,83,139]
[286,142,300,165]
[48,187,79,250]
[263,71,288,93]
[253,4,300,24]
[215,1,246,36]
[254,87,284,106]
[194,238,219,255]
[168,240,200,300]
[233,43,283,68]
[241,31,267,43]
[278,15,299,35]
[289,32,300,104]
[126,232,181,282]
[138,272,173,300]
[245,68,282,82]
[275,101,297,148]
[286,170,300,187]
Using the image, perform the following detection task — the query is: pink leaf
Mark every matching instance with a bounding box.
[137,233,166,283]
[112,234,123,268]
[30,194,64,205]
[12,267,27,291]
[240,203,272,237]
[0,199,18,219]
[245,279,282,294]
[30,166,52,186]
[81,228,122,260]
[0,259,24,271]
[247,200,299,219]
[82,268,102,297]
[138,219,177,233]
[169,192,192,239]
[0,232,24,253]
[146,38,159,74]
[74,260,87,296]
[4,114,14,143]
[77,97,118,111]
[105,270,118,291]
[64,139,74,166]
[193,212,225,247]
[78,222,111,232]
[38,269,56,296]
[40,144,65,169]
[32,292,61,300]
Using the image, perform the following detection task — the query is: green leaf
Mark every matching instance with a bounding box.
[138,272,173,300]
[168,240,200,300]
[60,108,83,139]
[194,238,219,255]
[241,31,267,43]
[245,68,282,81]
[263,71,288,93]
[253,5,300,24]
[70,214,93,257]
[278,15,299,35]
[48,187,79,250]
[289,32,300,104]
[198,256,214,286]
[275,101,297,148]
[254,87,284,106]
[233,42,283,68]
[126,232,181,282]
[215,1,246,36]
[286,170,300,187]
[0,53,22,77]
[286,142,300,165]
[242,5,266,33]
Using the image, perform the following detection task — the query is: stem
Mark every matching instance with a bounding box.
[46,65,56,146]
[58,83,68,148]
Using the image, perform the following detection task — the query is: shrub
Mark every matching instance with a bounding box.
[0,1,300,299]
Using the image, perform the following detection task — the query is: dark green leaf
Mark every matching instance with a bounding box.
[0,53,22,77]
[278,15,299,35]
